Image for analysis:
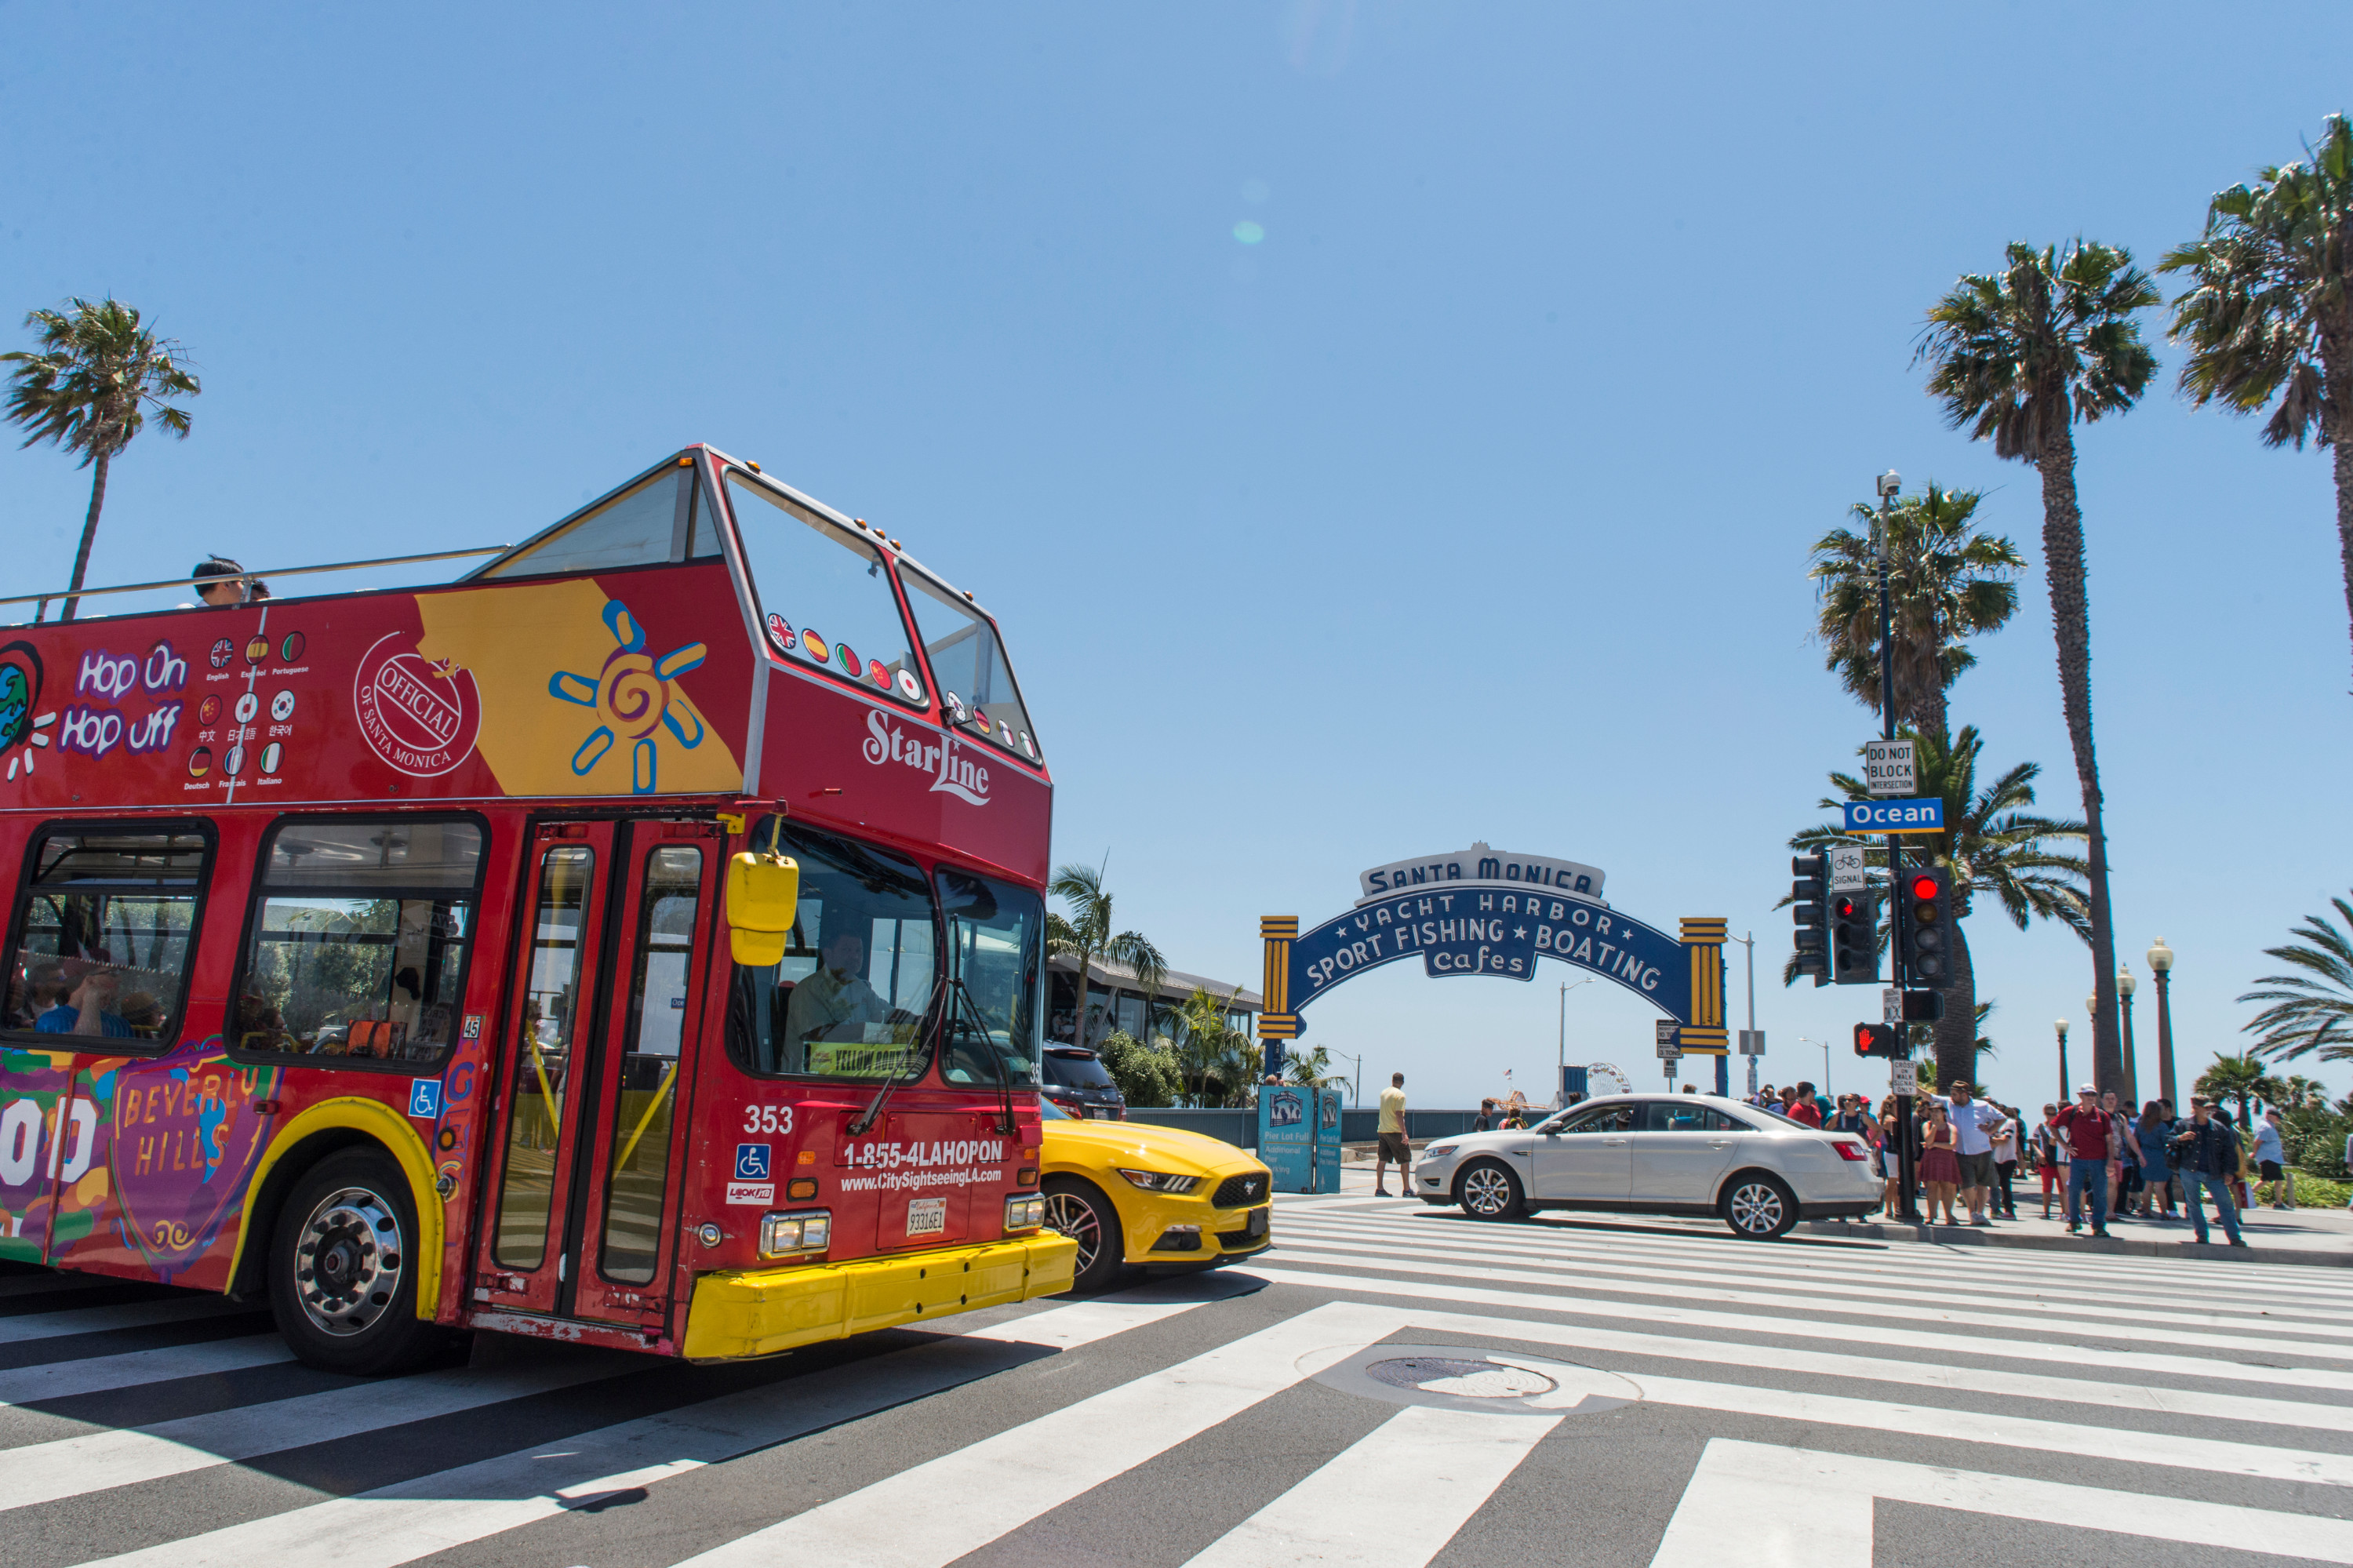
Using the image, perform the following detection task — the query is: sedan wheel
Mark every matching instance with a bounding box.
[1042,1177,1127,1292]
[1456,1161,1525,1221]
[1722,1173,1797,1240]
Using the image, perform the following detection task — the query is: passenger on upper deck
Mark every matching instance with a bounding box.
[191,556,249,607]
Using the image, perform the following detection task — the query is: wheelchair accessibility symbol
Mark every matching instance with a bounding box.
[735,1144,773,1181]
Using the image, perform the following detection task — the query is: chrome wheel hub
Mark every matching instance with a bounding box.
[1042,1192,1100,1273]
[1461,1166,1511,1216]
[1729,1182,1784,1235]
[294,1184,404,1336]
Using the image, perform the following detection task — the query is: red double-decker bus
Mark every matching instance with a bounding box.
[0,446,1074,1373]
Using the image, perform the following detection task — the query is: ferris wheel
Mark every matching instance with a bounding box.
[1585,1062,1632,1097]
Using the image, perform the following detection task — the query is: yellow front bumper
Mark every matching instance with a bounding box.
[680,1231,1079,1362]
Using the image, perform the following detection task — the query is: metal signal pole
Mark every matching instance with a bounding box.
[1877,470,1918,1224]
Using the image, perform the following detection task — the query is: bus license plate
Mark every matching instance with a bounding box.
[907,1198,947,1237]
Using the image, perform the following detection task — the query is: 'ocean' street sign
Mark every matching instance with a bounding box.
[1842,798,1943,834]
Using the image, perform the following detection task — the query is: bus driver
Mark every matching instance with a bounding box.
[784,930,888,1068]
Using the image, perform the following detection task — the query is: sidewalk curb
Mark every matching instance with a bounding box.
[1800,1218,2353,1268]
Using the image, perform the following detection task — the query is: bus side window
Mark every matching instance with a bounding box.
[231,817,485,1065]
[2,824,213,1047]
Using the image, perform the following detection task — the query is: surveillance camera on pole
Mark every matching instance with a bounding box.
[1876,470,1901,498]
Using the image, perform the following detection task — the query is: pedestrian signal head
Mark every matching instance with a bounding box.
[1853,1021,1899,1057]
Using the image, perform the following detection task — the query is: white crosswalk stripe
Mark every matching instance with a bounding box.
[3,1203,2351,1568]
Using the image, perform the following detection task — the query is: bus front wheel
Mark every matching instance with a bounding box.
[268,1147,454,1375]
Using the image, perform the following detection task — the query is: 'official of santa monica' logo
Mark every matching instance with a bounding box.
[354,633,482,777]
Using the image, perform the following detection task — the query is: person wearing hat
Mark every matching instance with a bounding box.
[2049,1084,2118,1238]
[1929,1079,2006,1226]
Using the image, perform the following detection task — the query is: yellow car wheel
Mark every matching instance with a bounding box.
[1042,1176,1126,1291]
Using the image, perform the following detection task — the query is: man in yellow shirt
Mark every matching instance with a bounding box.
[1376,1072,1410,1196]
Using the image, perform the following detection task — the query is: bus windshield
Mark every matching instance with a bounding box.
[900,568,1040,764]
[727,820,940,1081]
[726,472,926,706]
[936,868,1042,1093]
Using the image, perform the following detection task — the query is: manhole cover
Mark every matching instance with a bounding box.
[1308,1343,1640,1417]
[1365,1357,1558,1399]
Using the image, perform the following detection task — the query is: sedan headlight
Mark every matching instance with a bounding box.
[1115,1168,1202,1194]
[758,1210,831,1257]
[1422,1143,1459,1159]
[1005,1194,1048,1231]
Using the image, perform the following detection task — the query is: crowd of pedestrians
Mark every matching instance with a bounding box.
[1745,1074,2292,1247]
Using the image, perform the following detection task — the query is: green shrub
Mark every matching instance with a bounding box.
[2286,1171,2351,1208]
[1095,1029,1180,1108]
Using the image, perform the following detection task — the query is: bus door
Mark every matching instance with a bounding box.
[474,819,721,1326]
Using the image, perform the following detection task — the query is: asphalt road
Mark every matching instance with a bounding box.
[5,1192,2351,1567]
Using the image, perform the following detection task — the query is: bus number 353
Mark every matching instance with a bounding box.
[744,1105,795,1135]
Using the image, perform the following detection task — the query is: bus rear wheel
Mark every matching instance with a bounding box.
[269,1148,453,1375]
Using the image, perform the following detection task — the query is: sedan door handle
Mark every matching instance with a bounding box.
[1708,1139,1733,1148]
[1602,1138,1628,1147]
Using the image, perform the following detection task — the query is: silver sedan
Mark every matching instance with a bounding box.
[1411,1093,1882,1239]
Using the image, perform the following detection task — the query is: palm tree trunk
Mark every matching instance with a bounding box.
[60,449,111,623]
[1933,911,1977,1090]
[1916,680,1949,749]
[2034,424,2123,1092]
[2333,383,2353,697]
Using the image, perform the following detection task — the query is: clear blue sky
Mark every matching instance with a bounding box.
[5,4,2349,1110]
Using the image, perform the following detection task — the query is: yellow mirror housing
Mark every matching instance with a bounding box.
[726,849,799,968]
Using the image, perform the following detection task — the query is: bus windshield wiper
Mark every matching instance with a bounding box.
[949,976,1019,1137]
[846,988,938,1137]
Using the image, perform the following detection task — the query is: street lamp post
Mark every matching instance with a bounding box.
[1335,1051,1363,1107]
[2117,965,2140,1106]
[2148,937,2177,1108]
[1797,1035,1829,1101]
[1557,977,1592,1106]
[2055,1018,2070,1103]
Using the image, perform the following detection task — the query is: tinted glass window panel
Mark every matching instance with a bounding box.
[727,820,938,1080]
[601,846,703,1284]
[8,830,209,1043]
[1559,1105,1631,1134]
[482,471,686,578]
[726,475,924,704]
[493,845,592,1270]
[902,569,1040,764]
[235,819,481,1064]
[938,870,1042,1091]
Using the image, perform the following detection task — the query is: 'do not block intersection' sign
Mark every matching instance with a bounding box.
[1257,842,1729,1067]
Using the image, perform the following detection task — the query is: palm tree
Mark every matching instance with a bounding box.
[1285,1042,1337,1089]
[1166,988,1257,1106]
[2238,890,2353,1064]
[2,299,200,621]
[1787,726,2090,1090]
[2162,116,2353,689]
[1921,241,2158,1094]
[1808,483,2024,743]
[1045,862,1164,1050]
[2195,1052,2282,1130]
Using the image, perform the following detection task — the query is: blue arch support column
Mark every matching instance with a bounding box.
[1678,917,1730,1094]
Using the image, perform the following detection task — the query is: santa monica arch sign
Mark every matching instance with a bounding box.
[1256,842,1729,1066]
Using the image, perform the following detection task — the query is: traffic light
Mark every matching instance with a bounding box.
[1898,866,1953,986]
[1831,890,1879,985]
[1853,1022,1899,1057]
[1791,855,1827,986]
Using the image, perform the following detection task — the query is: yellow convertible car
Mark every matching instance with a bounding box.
[1039,1101,1275,1290]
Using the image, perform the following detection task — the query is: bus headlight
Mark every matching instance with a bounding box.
[758,1210,832,1257]
[1005,1194,1048,1231]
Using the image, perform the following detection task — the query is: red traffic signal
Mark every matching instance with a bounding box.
[1853,1022,1899,1057]
[1907,872,1939,903]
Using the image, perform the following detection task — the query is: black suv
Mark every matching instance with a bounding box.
[1042,1045,1126,1119]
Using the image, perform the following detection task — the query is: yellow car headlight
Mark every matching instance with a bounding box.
[1115,1168,1203,1195]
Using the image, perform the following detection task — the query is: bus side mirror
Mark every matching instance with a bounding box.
[726,850,799,968]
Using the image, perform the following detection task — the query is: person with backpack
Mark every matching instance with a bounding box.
[2169,1097,2249,1248]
